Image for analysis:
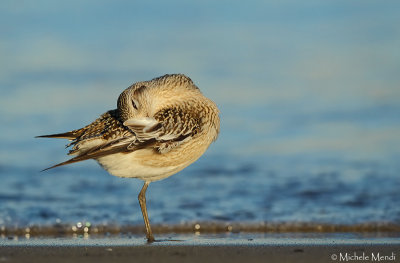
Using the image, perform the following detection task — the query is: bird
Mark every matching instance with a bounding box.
[37,74,220,242]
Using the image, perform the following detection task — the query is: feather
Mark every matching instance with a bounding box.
[35,131,79,140]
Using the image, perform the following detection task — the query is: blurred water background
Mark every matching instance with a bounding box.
[0,1,399,231]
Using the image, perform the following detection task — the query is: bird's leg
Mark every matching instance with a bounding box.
[138,181,155,242]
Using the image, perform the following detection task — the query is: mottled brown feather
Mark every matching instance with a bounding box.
[67,110,131,154]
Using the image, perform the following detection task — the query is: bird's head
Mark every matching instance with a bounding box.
[117,74,200,121]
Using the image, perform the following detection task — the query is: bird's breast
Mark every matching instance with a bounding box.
[96,149,182,181]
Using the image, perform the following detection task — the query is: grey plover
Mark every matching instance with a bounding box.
[37,74,220,242]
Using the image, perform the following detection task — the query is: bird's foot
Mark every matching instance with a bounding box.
[147,236,156,243]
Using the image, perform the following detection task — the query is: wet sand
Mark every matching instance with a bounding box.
[1,235,400,263]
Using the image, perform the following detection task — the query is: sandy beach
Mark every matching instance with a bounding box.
[1,235,400,263]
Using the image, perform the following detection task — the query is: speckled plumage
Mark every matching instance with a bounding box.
[39,74,220,174]
[38,74,220,242]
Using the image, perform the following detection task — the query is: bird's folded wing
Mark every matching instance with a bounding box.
[43,109,200,170]
[42,136,138,171]
[124,111,200,153]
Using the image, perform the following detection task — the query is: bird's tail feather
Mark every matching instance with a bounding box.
[41,157,82,172]
[35,131,77,140]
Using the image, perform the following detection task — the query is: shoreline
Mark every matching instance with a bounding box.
[2,222,400,238]
[1,235,400,263]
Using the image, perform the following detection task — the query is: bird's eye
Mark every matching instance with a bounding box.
[132,99,138,110]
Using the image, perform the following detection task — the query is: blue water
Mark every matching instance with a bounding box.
[1,152,400,228]
[1,1,400,230]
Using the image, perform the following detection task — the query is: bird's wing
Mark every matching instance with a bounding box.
[36,110,128,143]
[124,107,201,153]
[41,110,135,170]
[42,107,201,170]
[42,136,137,171]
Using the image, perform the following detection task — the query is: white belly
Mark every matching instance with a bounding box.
[96,149,186,182]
